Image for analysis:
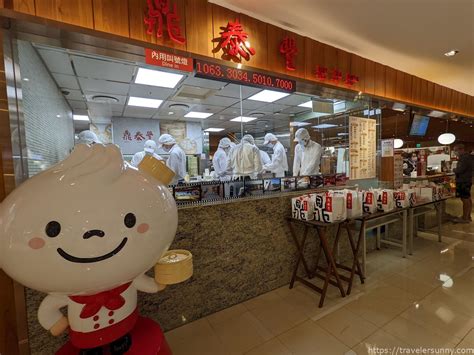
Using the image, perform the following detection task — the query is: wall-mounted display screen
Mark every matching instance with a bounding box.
[409,115,430,136]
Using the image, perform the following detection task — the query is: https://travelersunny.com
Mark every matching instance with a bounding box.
[367,346,474,354]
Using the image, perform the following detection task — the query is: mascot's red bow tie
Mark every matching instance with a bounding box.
[69,282,132,319]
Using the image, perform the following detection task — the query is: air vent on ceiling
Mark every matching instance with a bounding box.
[172,85,216,102]
[90,95,119,104]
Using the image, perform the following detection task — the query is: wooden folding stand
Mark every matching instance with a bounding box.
[286,217,365,307]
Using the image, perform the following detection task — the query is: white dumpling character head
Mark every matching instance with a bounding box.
[0,144,177,295]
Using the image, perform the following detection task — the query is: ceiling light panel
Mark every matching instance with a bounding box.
[312,123,338,129]
[184,111,214,119]
[128,96,163,108]
[135,67,184,88]
[248,90,290,103]
[204,128,225,132]
[230,116,258,123]
[73,115,90,121]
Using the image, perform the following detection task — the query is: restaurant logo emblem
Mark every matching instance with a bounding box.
[279,36,298,71]
[144,0,185,44]
[213,20,256,63]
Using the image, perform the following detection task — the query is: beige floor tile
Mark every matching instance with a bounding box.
[165,318,228,355]
[382,273,437,298]
[382,316,460,348]
[400,299,474,339]
[316,308,378,347]
[344,284,418,326]
[244,338,291,355]
[207,303,248,326]
[209,311,273,355]
[245,288,308,336]
[278,320,350,355]
[351,329,409,355]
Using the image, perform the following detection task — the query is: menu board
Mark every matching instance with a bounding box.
[349,116,376,179]
[394,154,403,188]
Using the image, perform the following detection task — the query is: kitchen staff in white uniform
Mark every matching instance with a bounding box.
[227,134,262,179]
[212,137,232,181]
[158,134,187,184]
[130,140,163,168]
[262,133,289,178]
[293,128,322,175]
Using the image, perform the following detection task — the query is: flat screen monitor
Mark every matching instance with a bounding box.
[409,115,430,136]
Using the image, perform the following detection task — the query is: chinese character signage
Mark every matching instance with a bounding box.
[144,0,185,44]
[213,20,256,63]
[315,65,359,87]
[279,37,297,71]
[145,48,193,72]
[113,118,161,155]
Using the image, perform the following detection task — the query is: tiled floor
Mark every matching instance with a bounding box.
[165,209,474,354]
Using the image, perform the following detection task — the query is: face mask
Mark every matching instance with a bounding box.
[268,142,275,148]
[162,146,171,153]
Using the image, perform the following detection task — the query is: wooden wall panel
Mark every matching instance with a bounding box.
[402,72,412,103]
[433,84,443,109]
[385,66,396,99]
[364,59,375,95]
[128,0,155,44]
[35,0,94,28]
[425,81,435,108]
[374,62,385,97]
[322,43,337,71]
[93,0,129,37]
[411,76,421,105]
[304,38,324,82]
[336,48,351,90]
[12,0,35,14]
[350,54,365,93]
[440,86,448,111]
[240,14,267,70]
[185,0,213,57]
[445,89,453,112]
[211,5,240,61]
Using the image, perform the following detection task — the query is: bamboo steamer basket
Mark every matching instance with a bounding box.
[155,249,193,285]
[138,155,175,185]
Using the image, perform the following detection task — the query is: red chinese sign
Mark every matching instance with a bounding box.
[315,65,359,87]
[213,20,256,63]
[145,48,193,72]
[144,0,185,45]
[279,37,298,71]
[122,130,155,143]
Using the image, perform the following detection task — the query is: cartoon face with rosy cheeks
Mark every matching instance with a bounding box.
[0,144,177,295]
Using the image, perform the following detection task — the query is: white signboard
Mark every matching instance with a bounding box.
[112,118,160,155]
[381,139,394,157]
[349,116,376,180]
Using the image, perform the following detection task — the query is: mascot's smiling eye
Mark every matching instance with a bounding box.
[45,221,61,238]
[124,213,136,228]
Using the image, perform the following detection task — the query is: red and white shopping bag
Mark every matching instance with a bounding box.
[313,191,346,223]
[291,194,315,221]
[362,191,377,214]
[394,190,409,208]
[345,189,363,219]
[376,189,396,212]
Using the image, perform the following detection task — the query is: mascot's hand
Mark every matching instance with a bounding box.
[50,316,69,336]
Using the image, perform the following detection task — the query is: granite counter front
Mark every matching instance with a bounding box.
[26,190,374,354]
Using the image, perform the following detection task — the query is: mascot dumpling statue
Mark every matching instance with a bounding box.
[0,144,192,355]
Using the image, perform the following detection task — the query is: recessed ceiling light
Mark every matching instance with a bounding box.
[312,123,337,129]
[337,132,349,136]
[248,90,289,103]
[444,50,459,57]
[56,114,61,118]
[290,122,311,127]
[73,115,90,121]
[298,101,313,108]
[135,67,184,88]
[23,77,29,82]
[231,116,257,123]
[184,111,213,119]
[128,96,163,108]
[168,111,174,115]
[204,128,225,132]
